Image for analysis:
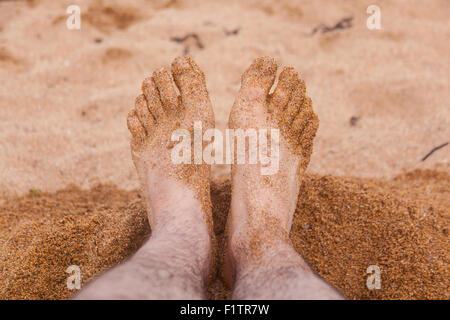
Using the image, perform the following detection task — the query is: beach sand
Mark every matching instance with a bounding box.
[1,170,448,299]
[0,0,448,299]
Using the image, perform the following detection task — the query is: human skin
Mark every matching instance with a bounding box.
[224,57,343,299]
[74,56,214,299]
[74,56,343,300]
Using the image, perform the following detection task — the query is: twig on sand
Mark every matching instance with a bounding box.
[310,16,353,35]
[421,142,449,162]
[349,116,360,126]
[224,27,240,36]
[170,33,204,55]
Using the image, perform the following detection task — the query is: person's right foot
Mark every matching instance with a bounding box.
[224,57,319,285]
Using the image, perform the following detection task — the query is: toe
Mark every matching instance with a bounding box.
[135,94,155,133]
[152,67,180,115]
[142,77,165,120]
[127,108,146,142]
[239,56,278,103]
[291,97,316,137]
[171,56,207,96]
[268,67,300,114]
[298,112,319,169]
[171,56,210,112]
[284,79,306,124]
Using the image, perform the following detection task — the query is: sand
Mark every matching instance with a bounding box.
[0,0,449,299]
[0,170,448,299]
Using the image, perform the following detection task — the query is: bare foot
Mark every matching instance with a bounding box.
[224,57,341,299]
[74,57,216,300]
[73,57,214,299]
[127,55,215,272]
[226,56,318,269]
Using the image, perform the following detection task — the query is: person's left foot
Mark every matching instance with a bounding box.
[127,56,215,234]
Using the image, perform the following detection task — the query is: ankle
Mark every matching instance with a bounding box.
[140,223,212,280]
[150,205,210,238]
[143,175,210,230]
[232,239,300,277]
[228,221,291,266]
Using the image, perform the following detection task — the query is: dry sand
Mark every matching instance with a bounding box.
[0,0,448,299]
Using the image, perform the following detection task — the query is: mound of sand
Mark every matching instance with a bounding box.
[0,0,448,300]
[1,0,449,197]
[0,170,447,300]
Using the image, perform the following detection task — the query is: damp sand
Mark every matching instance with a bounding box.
[0,170,448,300]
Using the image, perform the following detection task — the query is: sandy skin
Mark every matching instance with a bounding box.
[75,56,215,299]
[75,56,342,299]
[224,57,343,299]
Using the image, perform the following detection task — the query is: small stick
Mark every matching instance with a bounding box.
[224,27,240,36]
[310,16,353,35]
[421,142,449,162]
[170,33,204,49]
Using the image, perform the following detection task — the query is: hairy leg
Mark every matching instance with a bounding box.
[74,179,210,299]
[74,56,215,299]
[225,57,344,300]
[231,233,343,300]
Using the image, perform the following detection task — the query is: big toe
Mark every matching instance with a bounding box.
[171,56,212,122]
[268,67,300,114]
[240,56,278,101]
[171,56,207,96]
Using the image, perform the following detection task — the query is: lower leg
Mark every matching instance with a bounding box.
[230,228,343,300]
[225,57,344,300]
[75,56,216,299]
[74,182,211,300]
